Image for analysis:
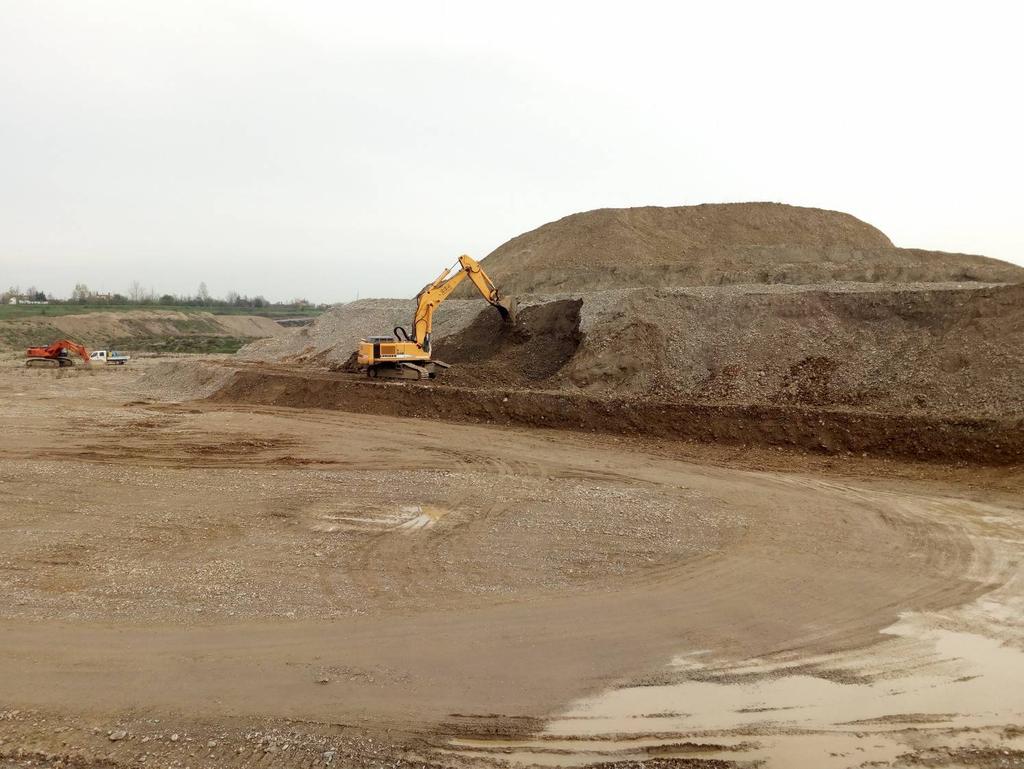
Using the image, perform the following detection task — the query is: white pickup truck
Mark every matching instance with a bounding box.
[89,350,130,365]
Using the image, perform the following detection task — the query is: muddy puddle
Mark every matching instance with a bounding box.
[444,488,1024,768]
[448,618,1024,767]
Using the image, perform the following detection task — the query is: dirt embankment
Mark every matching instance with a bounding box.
[434,299,583,387]
[0,310,290,353]
[209,367,1024,464]
[217,282,1024,463]
[471,203,1024,294]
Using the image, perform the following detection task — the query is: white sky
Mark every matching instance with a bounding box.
[1,0,1021,303]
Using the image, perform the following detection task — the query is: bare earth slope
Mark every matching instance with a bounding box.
[474,203,1024,294]
[239,283,1024,427]
[0,310,289,351]
[555,283,1024,417]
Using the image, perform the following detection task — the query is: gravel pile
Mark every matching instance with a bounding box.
[565,282,1024,417]
[238,297,489,366]
[231,202,1024,422]
[232,281,1024,419]
[133,359,238,400]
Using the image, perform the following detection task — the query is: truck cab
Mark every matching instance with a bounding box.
[90,350,130,365]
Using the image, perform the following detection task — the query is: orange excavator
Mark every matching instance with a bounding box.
[25,339,91,368]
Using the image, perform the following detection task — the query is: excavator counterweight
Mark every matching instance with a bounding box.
[356,255,515,380]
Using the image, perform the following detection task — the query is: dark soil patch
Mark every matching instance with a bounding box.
[434,299,583,386]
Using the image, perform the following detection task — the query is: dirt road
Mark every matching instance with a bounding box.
[1,359,1023,768]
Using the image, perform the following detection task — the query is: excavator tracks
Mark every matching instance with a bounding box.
[368,360,451,380]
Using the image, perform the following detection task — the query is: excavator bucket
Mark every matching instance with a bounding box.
[495,296,517,324]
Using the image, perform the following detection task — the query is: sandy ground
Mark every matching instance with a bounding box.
[2,358,1024,768]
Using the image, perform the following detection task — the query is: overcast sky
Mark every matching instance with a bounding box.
[1,1,1021,303]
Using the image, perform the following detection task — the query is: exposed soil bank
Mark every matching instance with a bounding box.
[0,309,290,352]
[210,367,1024,464]
[242,283,1024,421]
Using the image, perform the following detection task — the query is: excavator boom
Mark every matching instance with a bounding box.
[412,255,515,351]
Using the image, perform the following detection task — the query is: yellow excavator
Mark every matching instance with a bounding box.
[357,254,516,379]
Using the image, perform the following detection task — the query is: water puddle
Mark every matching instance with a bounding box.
[308,510,407,532]
[445,616,1024,768]
[549,621,1024,736]
[445,734,908,768]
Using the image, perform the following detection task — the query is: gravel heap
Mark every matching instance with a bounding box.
[233,279,1024,418]
[239,298,487,366]
[230,202,1024,421]
[562,282,1024,418]
[133,359,238,401]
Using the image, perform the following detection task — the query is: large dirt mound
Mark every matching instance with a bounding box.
[375,282,1024,419]
[238,283,1024,419]
[474,203,1024,294]
[227,201,1024,454]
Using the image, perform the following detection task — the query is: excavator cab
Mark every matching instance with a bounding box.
[357,255,515,380]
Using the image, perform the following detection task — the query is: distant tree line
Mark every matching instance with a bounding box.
[3,282,320,309]
[2,286,48,303]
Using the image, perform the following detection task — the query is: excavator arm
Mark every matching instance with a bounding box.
[409,255,515,352]
[357,254,514,379]
[64,340,91,363]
